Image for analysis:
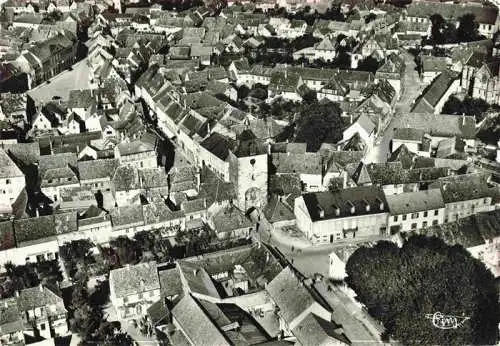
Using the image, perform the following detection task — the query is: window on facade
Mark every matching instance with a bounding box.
[484,198,489,204]
[411,223,417,229]
[149,291,154,297]
[40,323,46,330]
[393,216,398,222]
[138,293,143,299]
[411,213,419,219]
[434,210,439,216]
[403,215,407,221]
[423,211,428,217]
[422,221,427,228]
[5,179,10,184]
[432,220,438,226]
[123,297,128,303]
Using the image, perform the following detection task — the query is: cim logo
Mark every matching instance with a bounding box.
[425,312,470,330]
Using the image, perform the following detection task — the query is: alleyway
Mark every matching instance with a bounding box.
[363,49,428,164]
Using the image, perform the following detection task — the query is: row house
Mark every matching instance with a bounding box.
[15,31,78,87]
[295,186,389,245]
[411,70,460,114]
[429,174,498,223]
[386,189,446,233]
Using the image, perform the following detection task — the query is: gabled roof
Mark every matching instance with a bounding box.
[412,70,458,110]
[78,158,119,181]
[172,294,231,346]
[109,262,160,298]
[292,313,350,346]
[386,189,445,215]
[266,267,319,325]
[301,186,388,222]
[392,113,475,139]
[406,2,498,25]
[0,149,23,179]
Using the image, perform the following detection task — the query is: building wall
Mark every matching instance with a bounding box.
[388,207,445,232]
[0,239,59,267]
[197,145,230,182]
[444,197,494,222]
[111,289,161,319]
[41,182,80,204]
[0,175,25,212]
[294,197,389,244]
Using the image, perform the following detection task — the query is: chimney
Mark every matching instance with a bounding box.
[376,197,384,211]
[35,208,40,217]
[443,183,448,191]
[39,284,43,292]
[347,200,355,214]
[15,290,19,298]
[462,113,466,126]
[318,206,325,218]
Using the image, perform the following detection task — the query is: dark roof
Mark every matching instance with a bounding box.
[302,186,387,222]
[0,220,15,250]
[412,70,458,110]
[430,174,498,203]
[158,266,183,299]
[14,215,55,243]
[200,132,237,161]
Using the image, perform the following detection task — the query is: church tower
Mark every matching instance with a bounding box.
[228,130,268,212]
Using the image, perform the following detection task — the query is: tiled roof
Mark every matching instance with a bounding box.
[110,205,144,228]
[171,294,231,346]
[116,140,155,156]
[266,266,318,324]
[430,173,498,203]
[212,207,252,234]
[386,189,445,215]
[0,220,15,250]
[0,149,23,179]
[177,260,221,299]
[292,313,350,346]
[200,132,236,161]
[272,152,323,175]
[109,262,160,298]
[159,266,183,299]
[412,70,458,109]
[302,186,388,222]
[140,168,169,189]
[113,165,140,191]
[78,158,119,181]
[38,152,77,174]
[393,128,425,142]
[392,113,475,139]
[142,202,184,224]
[17,285,65,315]
[14,215,56,243]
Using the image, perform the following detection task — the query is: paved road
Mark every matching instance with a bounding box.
[363,50,427,164]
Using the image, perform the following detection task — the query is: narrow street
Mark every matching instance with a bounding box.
[363,49,427,164]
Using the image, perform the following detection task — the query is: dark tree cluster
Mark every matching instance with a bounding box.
[294,100,344,151]
[69,279,133,345]
[346,235,500,345]
[442,95,490,121]
[60,239,96,279]
[0,261,63,298]
[426,13,485,45]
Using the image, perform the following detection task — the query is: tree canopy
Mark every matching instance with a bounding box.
[346,235,500,345]
[442,95,490,121]
[295,100,343,151]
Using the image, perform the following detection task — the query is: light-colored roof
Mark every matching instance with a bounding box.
[0,149,23,179]
[266,266,317,325]
[386,189,445,215]
[109,262,160,298]
[172,294,231,346]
